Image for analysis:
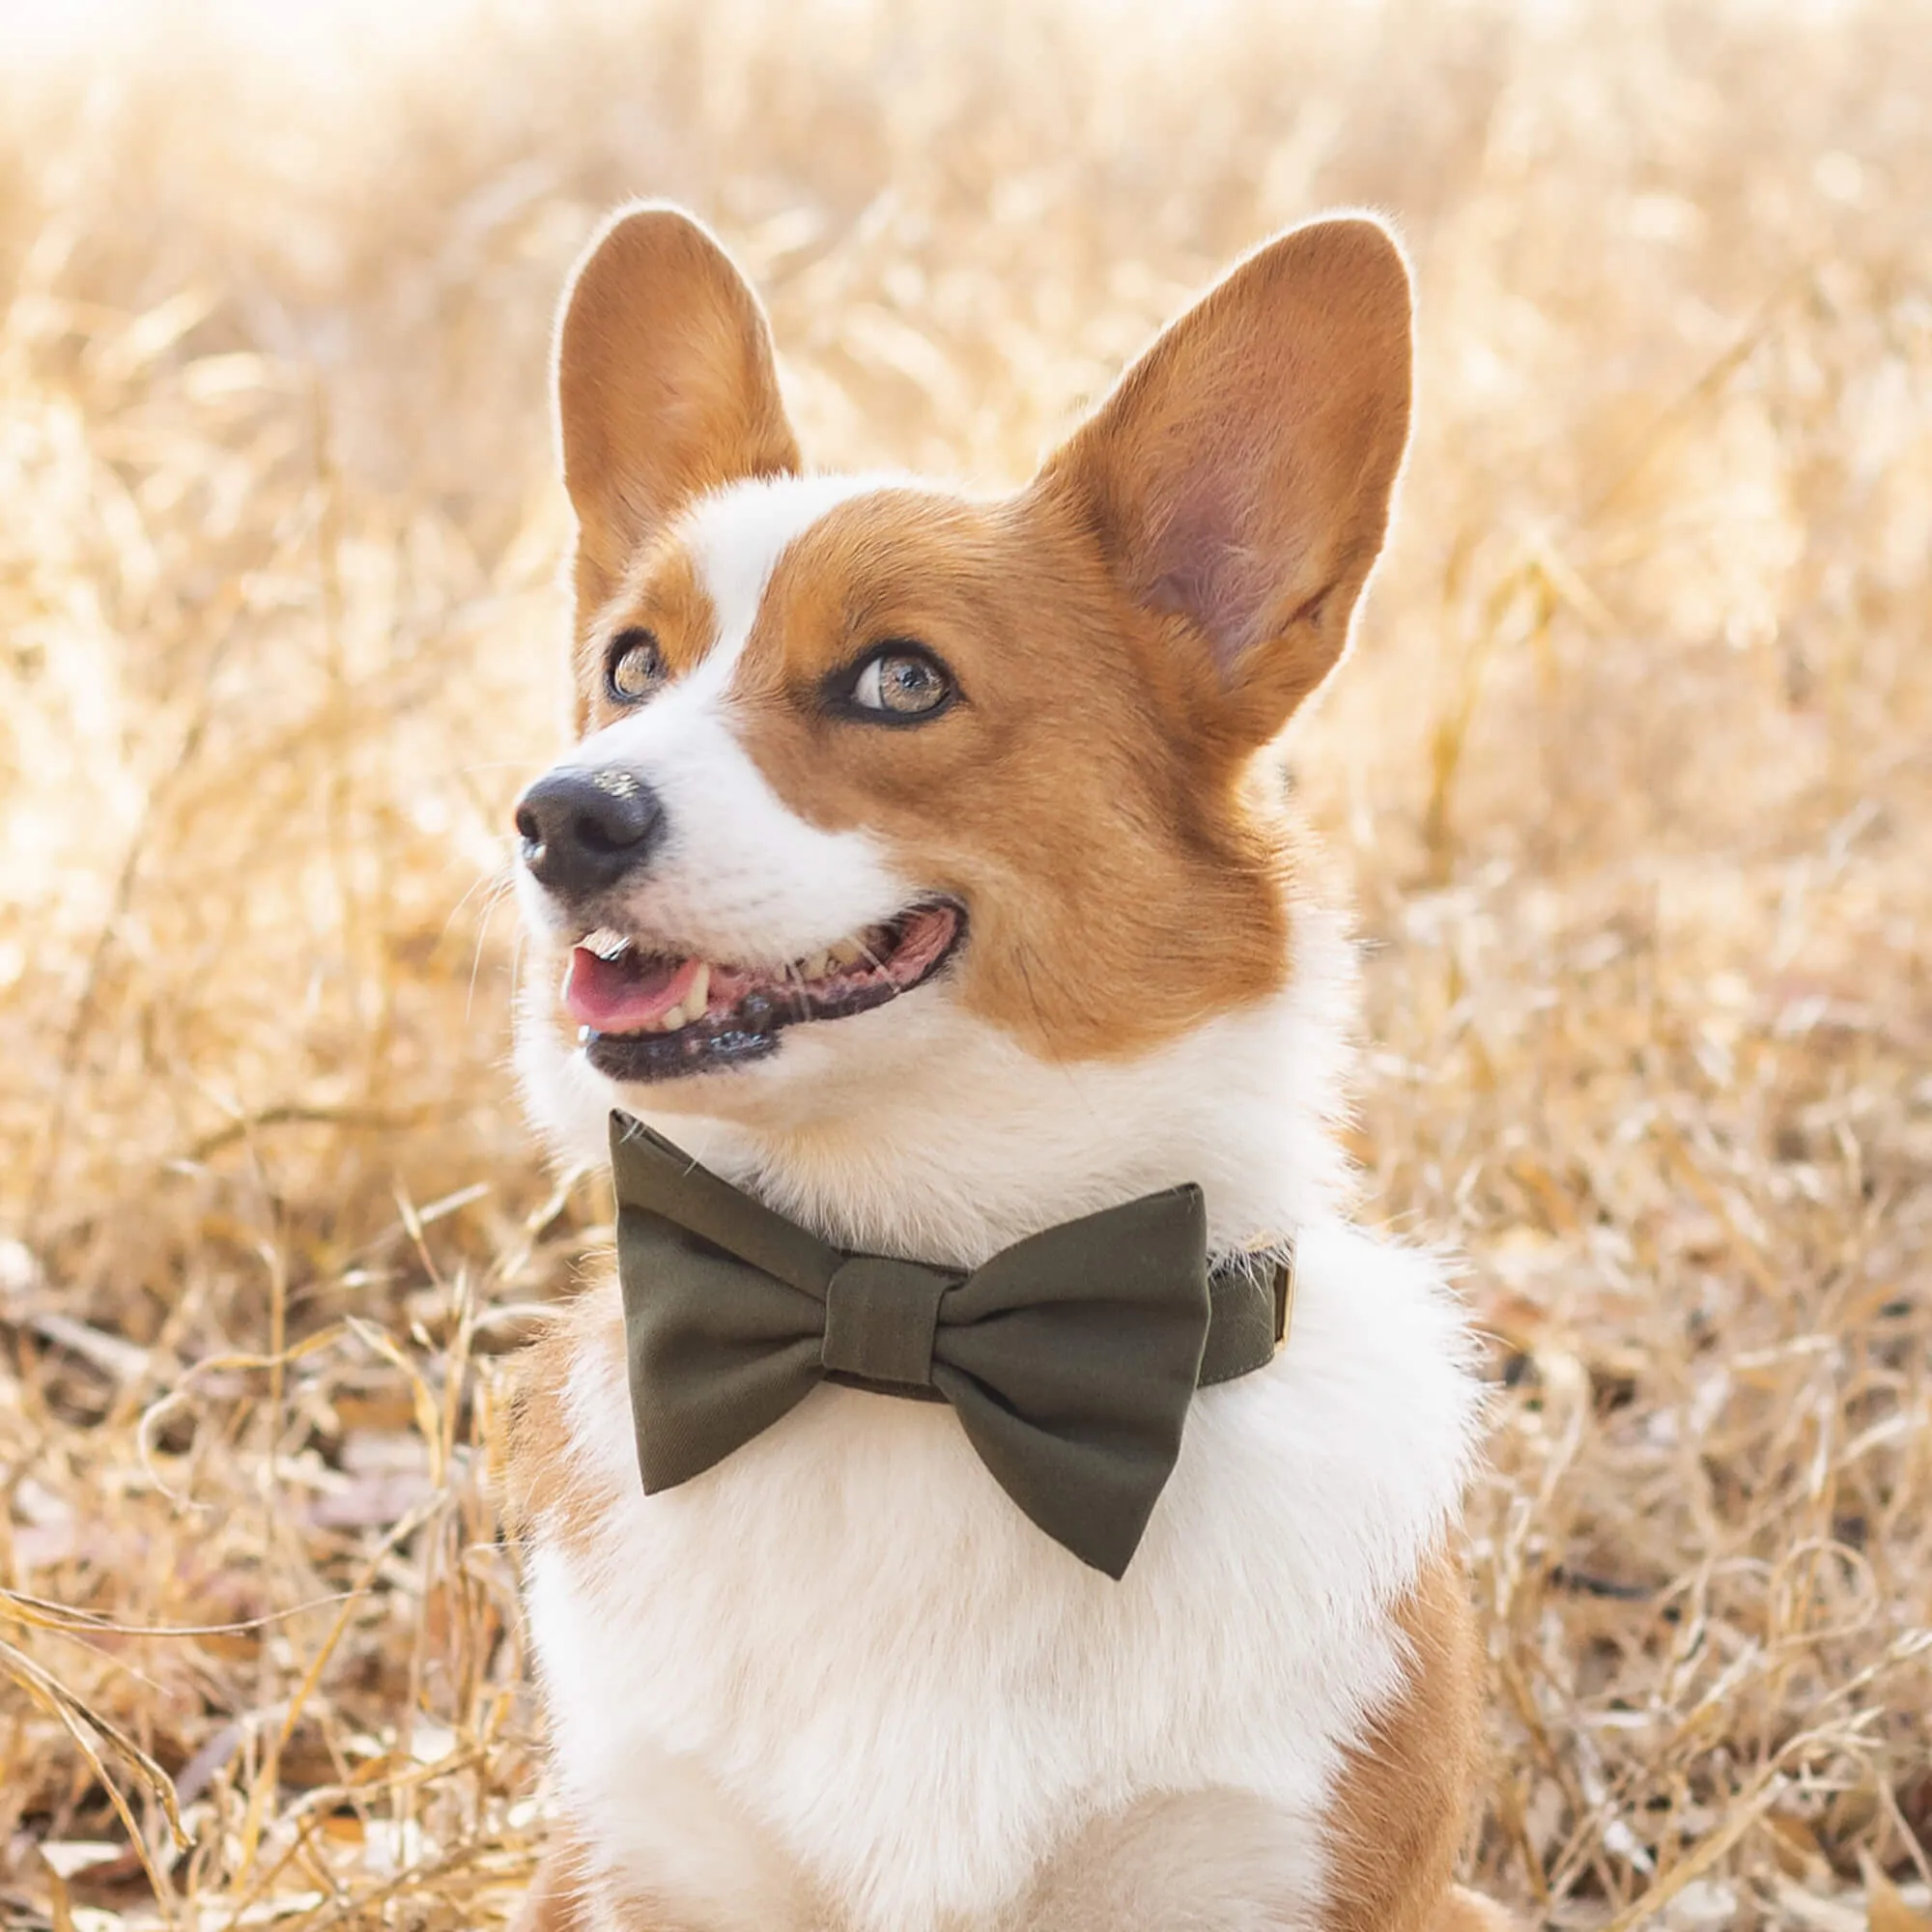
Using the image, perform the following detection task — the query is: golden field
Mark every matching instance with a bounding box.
[1,1,1928,1925]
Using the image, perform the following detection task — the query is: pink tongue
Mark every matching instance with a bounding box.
[563,950,703,1034]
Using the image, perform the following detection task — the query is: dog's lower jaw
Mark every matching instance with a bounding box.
[515,895,1360,1263]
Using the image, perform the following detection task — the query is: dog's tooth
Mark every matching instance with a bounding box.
[661,1001,689,1032]
[828,938,865,967]
[577,1025,591,1044]
[803,951,833,979]
[687,961,711,1013]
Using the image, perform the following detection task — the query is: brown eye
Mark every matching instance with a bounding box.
[848,645,953,721]
[606,628,666,704]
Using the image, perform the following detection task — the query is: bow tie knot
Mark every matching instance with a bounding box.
[610,1113,1291,1577]
[821,1256,952,1391]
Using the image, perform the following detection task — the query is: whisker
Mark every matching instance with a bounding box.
[441,859,515,946]
[466,874,518,1023]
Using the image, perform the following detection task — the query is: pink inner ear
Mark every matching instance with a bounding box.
[1140,457,1299,672]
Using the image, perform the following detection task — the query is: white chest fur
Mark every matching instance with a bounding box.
[522,1215,1482,1932]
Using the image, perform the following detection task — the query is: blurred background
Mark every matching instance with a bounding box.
[1,1,1928,1926]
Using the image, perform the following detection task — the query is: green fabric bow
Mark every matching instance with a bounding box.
[610,1112,1292,1578]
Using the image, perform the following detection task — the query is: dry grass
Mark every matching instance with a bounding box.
[1,1,1928,1925]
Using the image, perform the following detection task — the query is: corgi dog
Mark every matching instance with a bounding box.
[502,202,1512,1932]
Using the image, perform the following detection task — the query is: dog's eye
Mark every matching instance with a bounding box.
[606,629,667,704]
[846,645,953,722]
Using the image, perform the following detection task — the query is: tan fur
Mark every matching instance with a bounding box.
[732,491,1294,1060]
[510,1839,587,1932]
[498,1286,627,1554]
[554,204,799,678]
[1321,1551,1516,1932]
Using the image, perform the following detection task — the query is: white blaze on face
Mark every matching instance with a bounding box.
[526,473,923,967]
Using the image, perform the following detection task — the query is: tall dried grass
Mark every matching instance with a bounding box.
[1,1,1928,1926]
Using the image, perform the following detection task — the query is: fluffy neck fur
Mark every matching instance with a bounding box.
[522,893,1358,1269]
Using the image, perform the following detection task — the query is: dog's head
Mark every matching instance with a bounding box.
[514,206,1409,1166]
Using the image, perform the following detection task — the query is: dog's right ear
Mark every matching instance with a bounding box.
[554,204,800,624]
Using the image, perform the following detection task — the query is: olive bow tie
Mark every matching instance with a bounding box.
[610,1113,1293,1578]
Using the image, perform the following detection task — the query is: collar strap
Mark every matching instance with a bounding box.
[1200,1248,1295,1385]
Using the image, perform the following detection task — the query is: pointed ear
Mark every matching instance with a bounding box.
[554,203,801,623]
[1034,216,1412,746]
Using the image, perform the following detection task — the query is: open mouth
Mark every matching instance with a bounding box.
[563,900,964,1082]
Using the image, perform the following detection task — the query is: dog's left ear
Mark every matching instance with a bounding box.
[1033,217,1412,749]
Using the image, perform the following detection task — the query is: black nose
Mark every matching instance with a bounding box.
[514,767,666,896]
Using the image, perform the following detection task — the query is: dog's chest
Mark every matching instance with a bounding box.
[519,1220,1479,1932]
